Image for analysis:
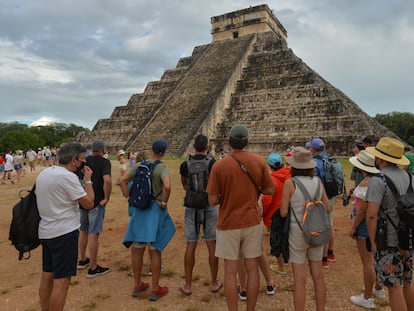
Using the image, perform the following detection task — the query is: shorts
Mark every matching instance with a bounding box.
[289,225,324,264]
[14,164,22,170]
[40,230,79,279]
[184,206,217,242]
[80,204,105,233]
[215,224,262,260]
[0,165,4,172]
[375,248,414,287]
[353,207,369,238]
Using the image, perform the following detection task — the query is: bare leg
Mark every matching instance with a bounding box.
[238,258,247,292]
[78,230,88,262]
[244,257,260,311]
[149,248,162,290]
[309,260,326,311]
[39,272,53,311]
[258,253,274,287]
[88,233,99,269]
[183,241,197,292]
[224,259,239,311]
[292,263,307,311]
[389,286,408,311]
[206,240,220,289]
[48,277,71,311]
[356,238,375,299]
[131,246,145,287]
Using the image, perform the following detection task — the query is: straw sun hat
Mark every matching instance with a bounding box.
[286,146,316,169]
[365,137,409,166]
[349,150,379,174]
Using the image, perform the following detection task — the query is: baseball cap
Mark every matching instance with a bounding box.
[267,153,283,167]
[152,139,169,154]
[230,124,248,139]
[305,137,325,150]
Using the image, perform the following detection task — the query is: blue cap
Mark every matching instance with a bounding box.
[152,139,169,154]
[305,137,325,150]
[267,153,283,167]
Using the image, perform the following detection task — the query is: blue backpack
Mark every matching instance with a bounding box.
[128,160,161,209]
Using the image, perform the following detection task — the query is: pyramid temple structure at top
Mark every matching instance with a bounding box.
[77,4,396,156]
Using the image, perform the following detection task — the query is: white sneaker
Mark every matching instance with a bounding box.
[350,293,375,309]
[373,288,386,299]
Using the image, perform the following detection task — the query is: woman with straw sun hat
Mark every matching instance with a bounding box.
[348,150,385,309]
[365,137,412,311]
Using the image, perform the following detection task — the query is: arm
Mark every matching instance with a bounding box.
[160,175,171,209]
[100,174,112,206]
[366,201,379,253]
[181,175,187,190]
[78,165,95,209]
[208,194,219,206]
[119,175,132,198]
[280,179,294,217]
[261,184,274,195]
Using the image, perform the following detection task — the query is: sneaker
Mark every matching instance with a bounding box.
[237,286,247,301]
[327,253,336,262]
[86,265,110,278]
[148,286,168,301]
[322,260,330,269]
[350,293,375,309]
[373,288,386,299]
[266,283,276,295]
[270,264,287,275]
[77,257,90,270]
[132,282,149,297]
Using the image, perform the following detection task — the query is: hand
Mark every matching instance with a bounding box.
[348,228,356,239]
[83,165,93,180]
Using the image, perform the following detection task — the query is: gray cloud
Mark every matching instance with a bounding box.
[0,0,413,129]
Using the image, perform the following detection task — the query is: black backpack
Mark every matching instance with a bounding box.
[184,156,213,209]
[9,184,40,260]
[382,172,414,250]
[128,160,161,209]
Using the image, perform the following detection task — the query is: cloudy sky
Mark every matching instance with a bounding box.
[1,0,413,129]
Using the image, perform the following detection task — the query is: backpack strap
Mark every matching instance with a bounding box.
[292,176,320,202]
[379,174,399,231]
[229,153,260,196]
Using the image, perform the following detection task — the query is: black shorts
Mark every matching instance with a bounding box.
[41,230,79,279]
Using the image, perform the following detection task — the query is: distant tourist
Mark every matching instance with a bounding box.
[2,150,13,183]
[26,147,37,173]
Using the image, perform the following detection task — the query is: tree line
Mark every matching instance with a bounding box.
[0,111,413,152]
[0,122,90,152]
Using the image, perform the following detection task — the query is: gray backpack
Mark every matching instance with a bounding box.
[291,177,330,247]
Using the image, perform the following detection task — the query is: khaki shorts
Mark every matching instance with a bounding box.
[215,224,262,260]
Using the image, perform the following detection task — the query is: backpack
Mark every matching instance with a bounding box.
[316,155,345,199]
[291,177,331,247]
[184,156,213,209]
[382,172,414,250]
[9,184,40,260]
[128,160,161,209]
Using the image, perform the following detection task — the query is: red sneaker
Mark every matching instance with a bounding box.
[327,253,336,262]
[132,282,149,297]
[149,286,169,301]
[322,260,330,269]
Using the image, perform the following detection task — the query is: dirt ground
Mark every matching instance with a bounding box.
[0,159,392,311]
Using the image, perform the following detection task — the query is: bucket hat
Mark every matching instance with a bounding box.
[118,149,126,156]
[286,146,316,169]
[349,150,379,174]
[366,137,409,166]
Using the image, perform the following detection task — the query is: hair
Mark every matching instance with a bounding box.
[290,167,315,177]
[194,134,208,152]
[269,163,283,171]
[315,146,325,152]
[229,137,248,150]
[58,142,86,164]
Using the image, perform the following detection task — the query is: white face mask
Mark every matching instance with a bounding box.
[103,153,109,159]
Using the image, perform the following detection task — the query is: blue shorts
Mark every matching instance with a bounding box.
[14,164,22,170]
[184,206,217,242]
[353,207,369,238]
[41,230,79,279]
[80,204,105,233]
[0,165,4,172]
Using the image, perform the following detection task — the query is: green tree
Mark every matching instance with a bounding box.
[374,112,414,146]
[1,131,40,152]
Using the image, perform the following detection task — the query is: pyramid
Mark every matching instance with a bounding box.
[78,4,396,156]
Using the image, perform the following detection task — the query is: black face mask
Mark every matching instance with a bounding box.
[75,161,86,179]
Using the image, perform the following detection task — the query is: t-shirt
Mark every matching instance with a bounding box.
[36,166,86,239]
[206,149,274,230]
[366,166,410,247]
[127,160,170,201]
[85,155,111,206]
[405,152,414,172]
[26,150,37,162]
[4,154,13,171]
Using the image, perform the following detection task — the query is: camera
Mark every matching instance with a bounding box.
[342,195,351,206]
